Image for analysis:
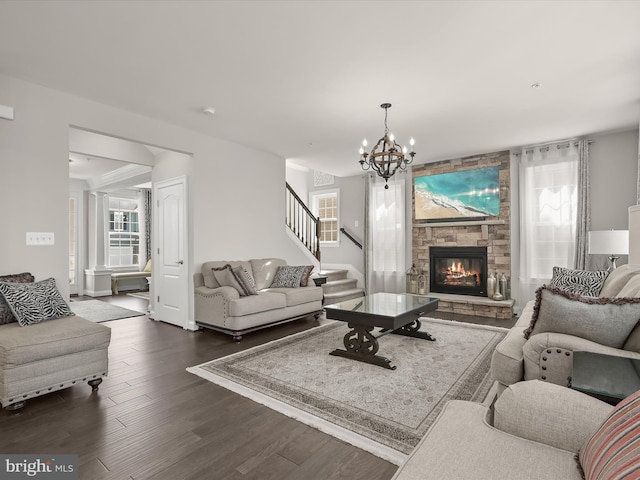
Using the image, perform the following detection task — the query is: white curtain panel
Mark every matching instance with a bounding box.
[366,174,406,294]
[518,141,579,288]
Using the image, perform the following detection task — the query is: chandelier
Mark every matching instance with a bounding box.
[359,103,415,189]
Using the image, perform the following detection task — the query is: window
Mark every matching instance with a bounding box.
[371,180,405,273]
[108,197,140,267]
[519,146,578,281]
[310,189,339,245]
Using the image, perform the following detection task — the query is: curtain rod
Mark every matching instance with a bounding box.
[511,139,593,156]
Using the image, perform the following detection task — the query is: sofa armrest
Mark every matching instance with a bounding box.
[490,325,528,386]
[523,333,640,385]
[194,285,240,328]
[494,380,612,453]
[392,397,584,480]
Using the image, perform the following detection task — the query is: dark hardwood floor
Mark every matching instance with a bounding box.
[0,293,515,479]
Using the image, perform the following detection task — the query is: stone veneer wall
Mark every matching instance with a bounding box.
[412,150,512,317]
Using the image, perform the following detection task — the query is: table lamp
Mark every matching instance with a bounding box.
[588,230,629,271]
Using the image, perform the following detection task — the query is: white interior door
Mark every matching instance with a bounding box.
[154,177,188,328]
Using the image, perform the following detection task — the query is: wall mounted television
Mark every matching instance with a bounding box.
[414,166,500,221]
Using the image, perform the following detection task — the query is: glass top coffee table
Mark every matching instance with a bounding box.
[571,351,640,405]
[324,293,439,370]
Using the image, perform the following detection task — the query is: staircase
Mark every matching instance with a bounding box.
[321,269,365,305]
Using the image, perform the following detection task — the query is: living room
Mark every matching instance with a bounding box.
[1,1,640,479]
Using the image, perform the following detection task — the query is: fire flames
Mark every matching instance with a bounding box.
[441,260,479,286]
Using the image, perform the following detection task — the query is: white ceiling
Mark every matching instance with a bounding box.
[1,1,639,178]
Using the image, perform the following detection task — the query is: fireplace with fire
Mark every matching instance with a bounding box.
[429,246,488,297]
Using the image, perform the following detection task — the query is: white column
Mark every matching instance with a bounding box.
[84,191,112,297]
[93,192,109,271]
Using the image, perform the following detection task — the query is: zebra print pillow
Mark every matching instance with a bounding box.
[0,277,74,326]
[550,266,609,297]
[0,272,34,325]
[269,266,306,288]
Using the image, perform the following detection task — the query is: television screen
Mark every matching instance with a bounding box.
[414,166,500,221]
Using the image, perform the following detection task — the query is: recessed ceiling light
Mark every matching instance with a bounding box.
[530,82,542,89]
[202,107,216,115]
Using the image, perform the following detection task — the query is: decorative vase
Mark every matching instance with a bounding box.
[500,273,509,300]
[487,272,496,299]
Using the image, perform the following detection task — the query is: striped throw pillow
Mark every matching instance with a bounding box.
[579,388,640,480]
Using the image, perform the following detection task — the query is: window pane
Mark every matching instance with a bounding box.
[313,191,339,243]
[108,197,141,266]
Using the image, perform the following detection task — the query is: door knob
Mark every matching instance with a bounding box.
[177,260,184,265]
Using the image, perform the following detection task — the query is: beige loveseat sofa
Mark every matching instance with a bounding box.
[0,273,111,411]
[491,264,640,390]
[392,380,616,480]
[194,258,323,341]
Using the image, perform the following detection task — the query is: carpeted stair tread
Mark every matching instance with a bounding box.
[323,288,365,304]
[322,278,358,294]
[319,269,349,282]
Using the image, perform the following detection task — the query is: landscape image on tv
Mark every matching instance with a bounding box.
[414,166,500,220]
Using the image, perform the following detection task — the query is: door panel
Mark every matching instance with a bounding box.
[155,177,187,328]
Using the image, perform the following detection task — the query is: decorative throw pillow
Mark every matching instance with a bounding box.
[550,266,609,297]
[299,265,314,287]
[231,266,258,296]
[0,277,74,326]
[0,272,34,325]
[578,388,640,480]
[600,265,640,297]
[269,266,306,288]
[212,264,247,296]
[523,286,640,348]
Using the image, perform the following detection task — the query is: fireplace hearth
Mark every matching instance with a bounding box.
[429,246,488,297]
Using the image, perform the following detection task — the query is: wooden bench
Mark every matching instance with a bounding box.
[111,260,151,295]
[111,271,151,294]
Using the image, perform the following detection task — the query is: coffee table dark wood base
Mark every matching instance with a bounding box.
[330,319,436,370]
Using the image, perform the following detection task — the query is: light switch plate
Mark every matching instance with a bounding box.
[0,105,14,121]
[26,232,55,246]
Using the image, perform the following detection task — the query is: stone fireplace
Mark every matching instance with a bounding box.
[429,246,487,297]
[412,151,514,319]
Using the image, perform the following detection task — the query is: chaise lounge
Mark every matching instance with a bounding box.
[0,273,111,411]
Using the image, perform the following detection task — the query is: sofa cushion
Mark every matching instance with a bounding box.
[0,315,111,366]
[616,274,640,298]
[550,266,608,297]
[0,272,34,325]
[600,264,640,297]
[623,323,640,353]
[250,258,287,290]
[270,265,307,288]
[228,291,286,317]
[579,388,640,480]
[202,261,252,289]
[0,277,74,326]
[524,286,640,348]
[264,286,323,307]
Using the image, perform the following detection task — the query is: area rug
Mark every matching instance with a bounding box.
[187,318,507,464]
[69,299,145,322]
[127,291,149,300]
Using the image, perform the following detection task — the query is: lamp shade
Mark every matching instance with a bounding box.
[588,230,629,255]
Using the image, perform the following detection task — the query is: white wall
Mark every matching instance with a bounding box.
[589,129,639,230]
[0,74,308,319]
